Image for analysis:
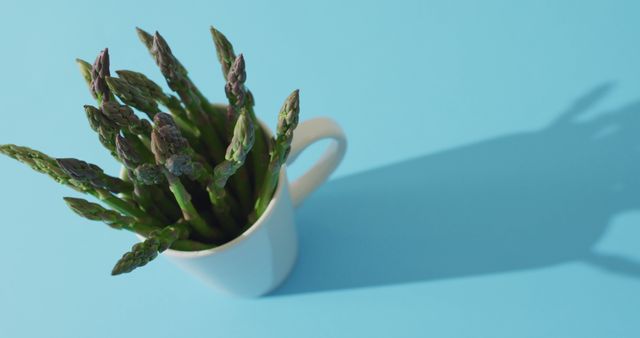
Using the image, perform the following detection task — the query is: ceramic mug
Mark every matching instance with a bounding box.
[138,117,347,297]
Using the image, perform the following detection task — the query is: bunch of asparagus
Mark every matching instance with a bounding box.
[0,27,300,275]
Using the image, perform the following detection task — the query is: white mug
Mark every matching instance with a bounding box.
[138,117,347,297]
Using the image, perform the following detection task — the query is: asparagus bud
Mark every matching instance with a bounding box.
[115,135,142,169]
[149,113,219,240]
[274,89,300,161]
[210,26,236,80]
[91,48,111,102]
[151,32,188,87]
[214,110,254,188]
[64,197,134,229]
[111,224,189,275]
[150,116,202,179]
[254,90,300,216]
[151,125,189,164]
[134,163,165,185]
[165,154,202,178]
[100,101,152,136]
[116,70,164,97]
[84,105,119,156]
[135,27,154,50]
[153,111,178,128]
[225,54,247,110]
[75,58,93,92]
[0,145,147,219]
[139,29,227,159]
[105,76,160,119]
[0,144,73,187]
[56,158,132,193]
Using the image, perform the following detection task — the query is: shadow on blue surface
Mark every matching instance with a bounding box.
[273,84,640,296]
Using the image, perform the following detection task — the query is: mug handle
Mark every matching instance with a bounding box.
[286,117,347,207]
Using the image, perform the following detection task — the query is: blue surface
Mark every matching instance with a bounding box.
[1,0,639,337]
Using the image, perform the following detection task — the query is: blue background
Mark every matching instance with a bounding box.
[1,0,639,337]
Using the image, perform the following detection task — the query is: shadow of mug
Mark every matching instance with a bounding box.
[274,83,640,296]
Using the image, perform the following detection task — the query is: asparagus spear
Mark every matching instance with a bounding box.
[55,158,133,193]
[63,197,154,231]
[254,90,300,217]
[64,197,131,227]
[210,26,236,80]
[135,27,154,51]
[105,76,161,119]
[86,101,153,163]
[108,72,200,143]
[91,48,114,103]
[149,31,202,119]
[214,110,254,188]
[116,135,177,222]
[152,113,241,234]
[212,108,254,214]
[137,28,226,160]
[210,27,269,200]
[115,134,142,170]
[75,58,93,91]
[220,55,253,208]
[224,54,247,120]
[84,105,119,158]
[115,70,189,119]
[150,113,222,241]
[100,101,152,138]
[111,223,189,275]
[115,70,165,99]
[212,29,244,125]
[0,144,148,220]
[0,144,77,188]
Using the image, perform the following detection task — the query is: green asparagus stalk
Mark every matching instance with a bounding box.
[116,135,177,222]
[150,113,222,241]
[214,110,254,188]
[138,28,226,161]
[210,27,269,201]
[254,90,300,218]
[63,197,158,234]
[86,101,153,162]
[147,31,205,122]
[64,197,132,227]
[152,113,240,233]
[55,158,133,194]
[211,27,244,126]
[0,144,78,188]
[107,72,200,144]
[0,144,148,220]
[111,223,189,275]
[220,55,253,209]
[213,108,254,214]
